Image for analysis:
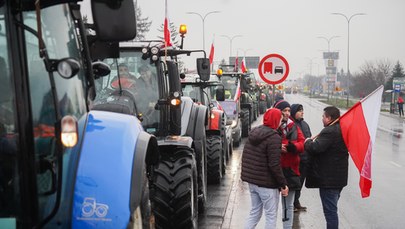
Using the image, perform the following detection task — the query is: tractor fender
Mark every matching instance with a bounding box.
[72,110,144,228]
[157,135,194,148]
[183,98,207,156]
[208,109,223,132]
[180,97,195,136]
[129,131,159,215]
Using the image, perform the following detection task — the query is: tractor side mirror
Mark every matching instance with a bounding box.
[91,0,136,41]
[197,58,210,81]
[92,61,111,79]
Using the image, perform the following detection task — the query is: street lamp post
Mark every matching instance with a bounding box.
[237,48,253,58]
[186,11,220,51]
[221,35,243,57]
[305,57,317,76]
[317,36,340,52]
[332,12,365,107]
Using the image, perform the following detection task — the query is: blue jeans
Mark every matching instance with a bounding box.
[245,183,280,229]
[281,190,295,229]
[319,188,342,229]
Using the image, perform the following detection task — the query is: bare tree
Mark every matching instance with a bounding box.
[352,59,392,97]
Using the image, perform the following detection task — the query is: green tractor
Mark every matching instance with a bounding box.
[92,41,212,228]
[180,73,233,184]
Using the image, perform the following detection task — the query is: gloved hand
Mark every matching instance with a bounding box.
[286,142,297,153]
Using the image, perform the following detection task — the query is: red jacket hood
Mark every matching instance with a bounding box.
[263,108,282,130]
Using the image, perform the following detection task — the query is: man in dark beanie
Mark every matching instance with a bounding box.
[291,104,312,212]
[273,100,305,228]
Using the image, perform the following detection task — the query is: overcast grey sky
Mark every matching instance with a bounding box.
[83,0,405,79]
[136,0,405,78]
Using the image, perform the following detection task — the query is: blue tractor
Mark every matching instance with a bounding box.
[0,0,155,228]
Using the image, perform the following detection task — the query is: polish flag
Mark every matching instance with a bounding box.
[241,57,247,73]
[339,85,384,198]
[209,41,215,64]
[164,0,172,47]
[234,81,241,101]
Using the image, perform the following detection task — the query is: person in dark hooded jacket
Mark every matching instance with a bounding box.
[291,104,312,212]
[241,108,289,229]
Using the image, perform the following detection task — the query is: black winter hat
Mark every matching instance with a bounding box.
[273,100,290,111]
[291,104,303,121]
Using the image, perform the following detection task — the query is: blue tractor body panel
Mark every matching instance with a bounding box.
[71,110,143,228]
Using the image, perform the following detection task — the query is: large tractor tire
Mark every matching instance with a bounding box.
[259,101,267,114]
[152,147,198,229]
[206,135,223,184]
[241,109,251,138]
[233,128,241,147]
[252,103,258,121]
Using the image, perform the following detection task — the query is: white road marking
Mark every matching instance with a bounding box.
[389,161,402,168]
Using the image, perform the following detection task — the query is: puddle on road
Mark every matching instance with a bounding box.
[391,119,404,138]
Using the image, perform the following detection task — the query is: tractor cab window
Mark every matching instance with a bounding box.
[22,4,87,220]
[95,52,160,134]
[182,85,201,103]
[221,75,238,100]
[0,6,21,219]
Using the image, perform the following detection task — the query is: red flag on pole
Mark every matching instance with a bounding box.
[241,57,247,73]
[339,85,384,198]
[209,42,215,64]
[164,0,172,47]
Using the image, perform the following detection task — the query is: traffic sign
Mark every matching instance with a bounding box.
[394,84,401,92]
[258,53,289,85]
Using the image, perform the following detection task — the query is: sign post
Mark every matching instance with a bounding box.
[258,53,290,104]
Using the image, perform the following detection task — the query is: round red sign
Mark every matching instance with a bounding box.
[258,54,289,85]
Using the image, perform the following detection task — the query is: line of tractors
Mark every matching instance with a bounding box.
[0,0,273,228]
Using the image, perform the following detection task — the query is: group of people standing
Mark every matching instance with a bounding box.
[241,99,349,229]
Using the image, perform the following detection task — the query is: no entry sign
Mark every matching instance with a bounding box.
[258,54,289,84]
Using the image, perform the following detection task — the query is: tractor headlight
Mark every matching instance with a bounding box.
[170,98,181,106]
[170,91,181,106]
[151,47,159,54]
[61,115,78,148]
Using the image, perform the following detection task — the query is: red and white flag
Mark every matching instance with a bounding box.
[164,0,172,47]
[234,81,241,101]
[241,57,247,73]
[209,40,215,64]
[340,85,384,198]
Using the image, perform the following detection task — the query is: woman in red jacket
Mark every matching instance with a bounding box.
[274,100,305,229]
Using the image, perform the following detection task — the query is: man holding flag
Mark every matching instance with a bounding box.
[304,106,348,229]
[303,85,383,229]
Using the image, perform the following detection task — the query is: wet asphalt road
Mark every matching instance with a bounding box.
[198,93,405,229]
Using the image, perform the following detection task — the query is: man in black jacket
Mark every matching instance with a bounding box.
[291,104,312,212]
[304,106,349,229]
